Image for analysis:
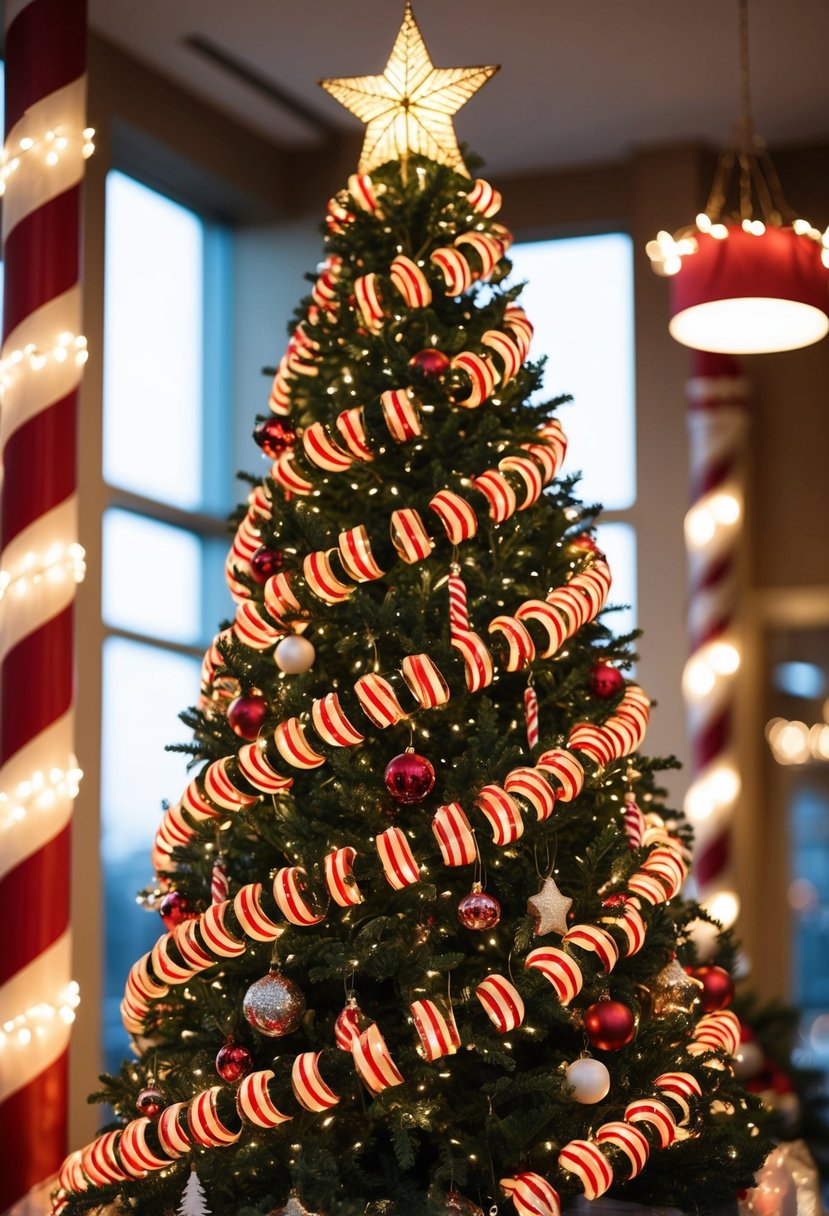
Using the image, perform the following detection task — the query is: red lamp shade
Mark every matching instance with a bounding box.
[669,226,829,354]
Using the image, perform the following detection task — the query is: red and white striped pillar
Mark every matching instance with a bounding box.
[682,350,750,932]
[0,0,89,1209]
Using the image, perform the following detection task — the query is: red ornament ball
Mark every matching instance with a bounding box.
[215,1041,253,1083]
[249,545,283,585]
[568,533,603,557]
[590,663,625,699]
[227,693,268,740]
[135,1086,164,1120]
[409,347,450,378]
[159,889,196,931]
[243,970,306,1037]
[584,999,636,1051]
[383,750,435,804]
[457,885,501,930]
[254,417,296,458]
[689,964,735,1012]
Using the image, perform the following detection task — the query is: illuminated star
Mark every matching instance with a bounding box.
[319,2,499,177]
[528,876,573,936]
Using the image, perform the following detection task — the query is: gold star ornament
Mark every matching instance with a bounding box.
[319,2,499,177]
[527,876,573,937]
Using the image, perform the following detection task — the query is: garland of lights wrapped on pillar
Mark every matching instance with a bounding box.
[54,6,769,1214]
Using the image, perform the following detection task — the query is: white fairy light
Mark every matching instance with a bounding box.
[0,982,81,1048]
[0,126,95,195]
[0,541,86,602]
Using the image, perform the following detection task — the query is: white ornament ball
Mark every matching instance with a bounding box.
[687,918,720,963]
[733,1040,764,1081]
[565,1057,611,1104]
[275,634,315,674]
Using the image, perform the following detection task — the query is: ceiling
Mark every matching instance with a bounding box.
[88,1,829,177]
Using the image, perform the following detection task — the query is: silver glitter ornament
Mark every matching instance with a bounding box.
[242,969,305,1036]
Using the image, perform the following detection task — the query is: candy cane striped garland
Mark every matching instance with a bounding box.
[595,1121,650,1178]
[352,1023,405,1093]
[500,1173,561,1216]
[558,1140,614,1200]
[291,1052,340,1112]
[237,1070,292,1127]
[476,973,525,1033]
[410,998,460,1060]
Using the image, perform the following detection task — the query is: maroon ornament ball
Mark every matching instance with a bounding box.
[383,750,435,804]
[584,999,636,1051]
[590,663,625,699]
[243,970,306,1037]
[159,889,196,931]
[254,417,296,457]
[215,1041,253,1083]
[135,1086,164,1120]
[457,885,501,930]
[227,693,268,740]
[409,347,450,378]
[689,964,735,1012]
[250,545,283,585]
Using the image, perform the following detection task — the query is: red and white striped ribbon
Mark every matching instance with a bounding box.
[291,1052,340,1112]
[475,785,524,845]
[410,998,460,1060]
[303,549,355,604]
[623,792,646,848]
[390,254,432,307]
[233,883,282,942]
[690,1009,740,1057]
[80,1130,127,1185]
[562,924,619,973]
[401,653,450,709]
[236,741,293,794]
[500,1173,560,1216]
[431,803,477,867]
[376,827,420,889]
[187,1086,241,1147]
[505,767,555,820]
[273,867,324,926]
[447,569,470,634]
[455,231,505,278]
[653,1072,702,1124]
[558,1140,614,1200]
[429,489,478,543]
[0,1,89,1202]
[381,388,422,442]
[451,630,494,693]
[524,946,583,1004]
[488,614,535,671]
[200,902,246,959]
[311,693,365,747]
[334,1002,363,1051]
[474,469,517,522]
[352,1024,404,1093]
[467,178,502,218]
[599,902,646,956]
[211,857,229,905]
[430,246,473,295]
[475,974,525,1033]
[157,1103,192,1158]
[595,1122,650,1178]
[302,421,354,471]
[338,525,384,581]
[273,718,326,769]
[118,1117,169,1176]
[684,352,749,929]
[624,1099,678,1148]
[354,272,385,331]
[348,173,382,213]
[324,847,363,907]
[390,508,434,564]
[482,329,522,383]
[236,1069,292,1127]
[354,673,409,728]
[451,351,497,408]
[535,749,584,802]
[336,406,374,461]
[499,454,543,507]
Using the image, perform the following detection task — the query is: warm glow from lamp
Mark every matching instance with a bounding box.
[668,227,829,354]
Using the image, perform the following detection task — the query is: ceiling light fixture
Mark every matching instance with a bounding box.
[647,0,829,354]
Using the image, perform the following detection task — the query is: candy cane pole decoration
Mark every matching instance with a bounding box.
[0,0,90,1208]
[682,351,749,929]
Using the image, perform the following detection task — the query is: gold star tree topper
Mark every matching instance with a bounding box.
[319,2,499,178]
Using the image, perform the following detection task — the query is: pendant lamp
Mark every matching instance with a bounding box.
[646,0,829,355]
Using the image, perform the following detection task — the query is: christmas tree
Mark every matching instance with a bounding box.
[55,7,771,1215]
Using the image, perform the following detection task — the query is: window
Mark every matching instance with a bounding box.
[100,172,233,1069]
[509,235,637,638]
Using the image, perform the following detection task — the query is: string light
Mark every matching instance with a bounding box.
[0,541,86,602]
[0,982,80,1047]
[684,761,741,823]
[0,758,83,831]
[0,332,88,389]
[0,126,95,194]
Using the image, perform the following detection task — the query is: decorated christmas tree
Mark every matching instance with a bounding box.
[55,8,772,1215]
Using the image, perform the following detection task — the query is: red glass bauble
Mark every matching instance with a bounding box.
[457,886,501,930]
[159,890,197,931]
[689,964,735,1012]
[334,1001,366,1051]
[215,1041,253,1083]
[409,347,450,378]
[250,545,283,585]
[227,693,268,740]
[584,999,636,1051]
[590,663,625,699]
[135,1086,164,1120]
[568,533,603,557]
[383,750,435,804]
[254,417,296,457]
[243,970,306,1037]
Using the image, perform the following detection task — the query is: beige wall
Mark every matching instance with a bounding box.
[71,32,829,1144]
